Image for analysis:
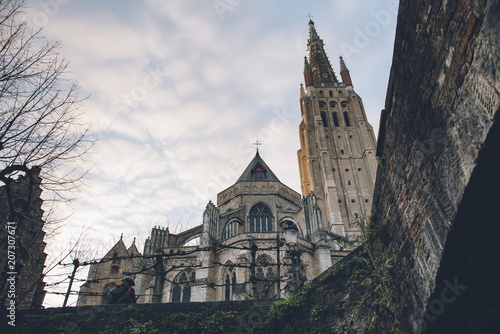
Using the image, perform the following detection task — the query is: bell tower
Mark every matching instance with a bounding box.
[297,20,377,241]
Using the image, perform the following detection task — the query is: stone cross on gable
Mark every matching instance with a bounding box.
[253,140,262,152]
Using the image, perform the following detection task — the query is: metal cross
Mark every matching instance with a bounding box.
[253,140,262,152]
[306,13,314,20]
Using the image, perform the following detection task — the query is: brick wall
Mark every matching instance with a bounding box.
[374,0,499,332]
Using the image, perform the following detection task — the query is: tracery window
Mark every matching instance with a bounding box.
[248,203,274,232]
[171,269,195,303]
[224,265,237,301]
[222,220,239,240]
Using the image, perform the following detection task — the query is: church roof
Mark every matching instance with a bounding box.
[236,151,281,182]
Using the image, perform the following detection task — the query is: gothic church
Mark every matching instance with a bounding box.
[77,20,377,306]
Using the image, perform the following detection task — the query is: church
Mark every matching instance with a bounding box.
[77,19,377,306]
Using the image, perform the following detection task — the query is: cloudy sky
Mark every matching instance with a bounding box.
[22,0,398,306]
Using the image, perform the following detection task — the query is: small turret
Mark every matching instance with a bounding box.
[303,56,313,87]
[339,56,353,87]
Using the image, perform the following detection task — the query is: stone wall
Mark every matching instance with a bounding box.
[0,168,47,309]
[374,0,499,332]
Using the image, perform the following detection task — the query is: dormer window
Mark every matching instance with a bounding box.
[251,162,267,181]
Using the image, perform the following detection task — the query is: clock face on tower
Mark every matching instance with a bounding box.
[322,72,329,78]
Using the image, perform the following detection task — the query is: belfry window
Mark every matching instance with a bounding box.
[332,112,340,127]
[321,111,328,127]
[248,203,274,232]
[251,162,267,181]
[343,112,351,127]
[171,270,195,303]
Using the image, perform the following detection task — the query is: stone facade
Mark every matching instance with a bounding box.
[77,237,141,306]
[0,167,47,309]
[78,20,378,305]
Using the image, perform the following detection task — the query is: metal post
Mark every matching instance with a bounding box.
[250,243,257,298]
[153,253,165,303]
[290,250,298,293]
[276,232,280,299]
[63,258,79,307]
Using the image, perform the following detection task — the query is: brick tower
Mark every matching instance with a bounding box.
[297,20,378,242]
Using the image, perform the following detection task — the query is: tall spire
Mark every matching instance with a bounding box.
[305,20,338,84]
[308,19,320,42]
[339,56,353,87]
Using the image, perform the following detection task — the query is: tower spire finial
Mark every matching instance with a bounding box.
[253,140,262,153]
[339,56,353,86]
[306,13,314,24]
[339,56,348,71]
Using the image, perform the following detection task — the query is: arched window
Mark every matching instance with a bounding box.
[319,90,324,97]
[320,111,328,127]
[248,203,274,232]
[329,101,337,109]
[329,90,333,97]
[102,282,117,304]
[224,265,237,301]
[171,269,195,303]
[319,101,327,109]
[256,255,275,299]
[343,112,351,127]
[332,112,340,127]
[222,220,239,240]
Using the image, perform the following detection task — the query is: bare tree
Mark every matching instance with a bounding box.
[0,0,93,309]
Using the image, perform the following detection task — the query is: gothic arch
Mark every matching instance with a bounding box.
[222,261,237,301]
[171,269,195,303]
[222,219,241,240]
[102,282,117,304]
[278,218,303,238]
[247,202,274,232]
[176,225,203,247]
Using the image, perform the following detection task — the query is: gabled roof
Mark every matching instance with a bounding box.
[102,237,128,261]
[236,151,280,182]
